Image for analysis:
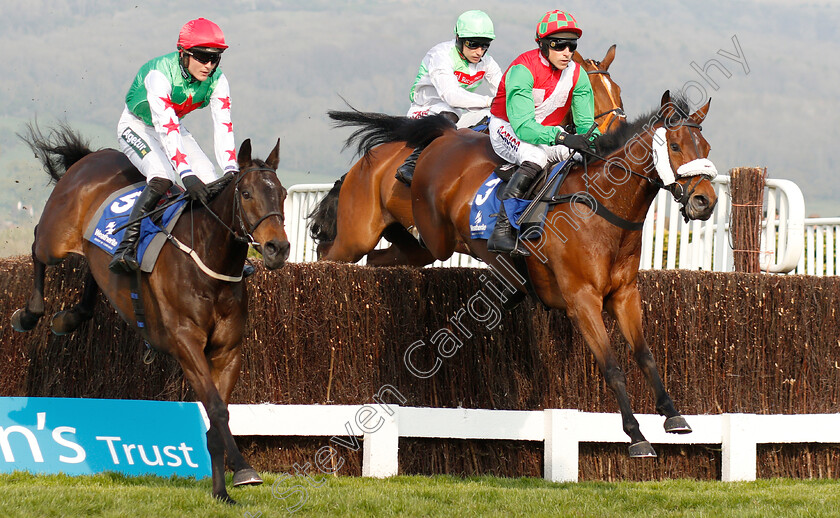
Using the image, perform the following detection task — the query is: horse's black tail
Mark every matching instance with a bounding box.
[18,122,96,184]
[307,174,345,243]
[327,107,456,158]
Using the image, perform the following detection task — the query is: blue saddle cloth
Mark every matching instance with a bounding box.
[84,183,187,272]
[470,161,567,240]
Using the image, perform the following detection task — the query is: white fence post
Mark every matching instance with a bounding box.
[721,413,756,482]
[361,406,399,478]
[544,409,579,483]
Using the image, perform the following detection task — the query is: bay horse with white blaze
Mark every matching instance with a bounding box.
[325,91,717,457]
[310,46,625,267]
[11,126,290,502]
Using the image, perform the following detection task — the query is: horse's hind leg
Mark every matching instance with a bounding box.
[11,236,48,332]
[50,271,99,335]
[606,286,691,434]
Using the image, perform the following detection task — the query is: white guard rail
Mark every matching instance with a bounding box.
[286,177,807,274]
[639,175,804,274]
[795,218,840,276]
[224,404,840,482]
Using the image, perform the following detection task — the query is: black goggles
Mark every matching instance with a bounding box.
[462,39,491,50]
[184,49,222,65]
[546,39,578,52]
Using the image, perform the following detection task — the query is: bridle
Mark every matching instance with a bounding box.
[584,59,626,133]
[231,166,286,246]
[197,166,285,247]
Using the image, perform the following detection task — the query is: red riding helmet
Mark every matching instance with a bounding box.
[177,18,228,51]
[534,10,582,42]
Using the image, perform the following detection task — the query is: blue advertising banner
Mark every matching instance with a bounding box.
[0,397,210,478]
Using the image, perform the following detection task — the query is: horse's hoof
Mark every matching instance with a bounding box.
[50,311,74,336]
[233,468,263,487]
[11,309,38,332]
[628,441,657,458]
[501,289,527,311]
[214,493,236,505]
[664,415,692,434]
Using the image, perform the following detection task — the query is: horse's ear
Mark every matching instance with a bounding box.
[600,44,616,70]
[659,90,678,119]
[690,98,712,125]
[266,138,281,170]
[572,50,584,65]
[238,139,252,167]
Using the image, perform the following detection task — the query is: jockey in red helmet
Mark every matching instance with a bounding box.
[487,10,600,255]
[110,18,238,273]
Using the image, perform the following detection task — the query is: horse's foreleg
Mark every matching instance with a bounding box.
[366,225,436,267]
[566,288,656,457]
[11,238,47,332]
[173,337,242,503]
[50,271,99,335]
[606,287,691,434]
[207,345,262,487]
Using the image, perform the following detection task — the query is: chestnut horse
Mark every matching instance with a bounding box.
[11,126,290,502]
[310,46,625,267]
[325,91,718,456]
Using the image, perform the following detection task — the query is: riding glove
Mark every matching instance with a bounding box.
[555,132,592,152]
[183,175,209,205]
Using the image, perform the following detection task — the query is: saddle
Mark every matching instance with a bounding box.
[83,183,188,272]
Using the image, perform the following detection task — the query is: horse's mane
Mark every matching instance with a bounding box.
[594,92,692,157]
[19,122,97,184]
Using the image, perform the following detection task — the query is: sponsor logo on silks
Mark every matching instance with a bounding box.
[495,126,520,153]
[454,70,486,86]
[409,108,431,120]
[104,221,117,235]
[121,127,150,158]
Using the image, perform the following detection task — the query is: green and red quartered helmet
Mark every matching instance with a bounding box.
[534,10,582,42]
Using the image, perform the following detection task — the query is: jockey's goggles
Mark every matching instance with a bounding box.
[184,48,222,65]
[546,38,578,52]
[463,39,491,50]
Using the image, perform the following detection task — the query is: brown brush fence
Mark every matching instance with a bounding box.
[1,256,839,481]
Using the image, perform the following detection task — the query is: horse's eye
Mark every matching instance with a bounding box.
[242,191,252,200]
[670,143,680,152]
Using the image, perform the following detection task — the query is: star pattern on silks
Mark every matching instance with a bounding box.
[223,121,233,133]
[226,149,237,161]
[171,149,188,167]
[160,94,203,118]
[163,118,180,134]
[219,96,232,110]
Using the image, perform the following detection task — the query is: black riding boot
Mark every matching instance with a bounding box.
[395,146,422,186]
[487,201,530,256]
[108,183,166,274]
[500,161,542,200]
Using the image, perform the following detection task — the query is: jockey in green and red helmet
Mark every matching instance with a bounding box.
[110,18,238,274]
[397,10,503,185]
[487,10,600,255]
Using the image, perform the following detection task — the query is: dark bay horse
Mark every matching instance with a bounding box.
[11,126,290,502]
[324,91,718,457]
[310,46,625,267]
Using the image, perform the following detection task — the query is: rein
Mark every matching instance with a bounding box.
[553,120,710,228]
[160,165,283,282]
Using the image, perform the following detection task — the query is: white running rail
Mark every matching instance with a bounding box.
[226,403,840,482]
[795,218,840,276]
[286,177,807,274]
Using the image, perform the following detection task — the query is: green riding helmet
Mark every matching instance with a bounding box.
[454,10,495,40]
